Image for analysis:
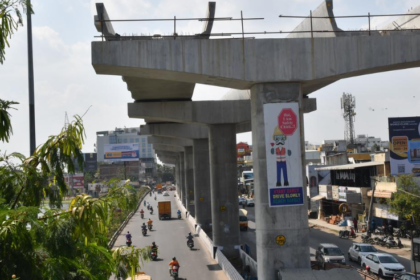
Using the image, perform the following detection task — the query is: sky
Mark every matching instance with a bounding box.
[1,0,420,158]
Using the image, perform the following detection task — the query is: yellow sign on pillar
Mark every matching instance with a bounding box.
[276,235,286,245]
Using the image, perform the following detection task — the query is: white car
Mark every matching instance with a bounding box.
[246,199,255,207]
[163,191,169,196]
[361,253,405,278]
[348,243,378,264]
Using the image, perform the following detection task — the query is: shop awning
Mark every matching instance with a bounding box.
[314,161,385,171]
[311,194,326,201]
[367,190,393,199]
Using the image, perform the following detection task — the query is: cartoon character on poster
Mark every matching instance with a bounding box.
[270,126,291,187]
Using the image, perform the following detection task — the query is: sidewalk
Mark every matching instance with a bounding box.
[308,218,412,247]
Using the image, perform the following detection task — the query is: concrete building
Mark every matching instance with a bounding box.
[96,127,157,181]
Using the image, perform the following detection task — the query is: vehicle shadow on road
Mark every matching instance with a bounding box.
[206,264,222,271]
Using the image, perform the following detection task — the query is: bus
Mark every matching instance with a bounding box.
[412,238,420,273]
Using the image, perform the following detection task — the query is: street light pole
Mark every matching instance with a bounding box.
[367,179,378,236]
[27,0,36,155]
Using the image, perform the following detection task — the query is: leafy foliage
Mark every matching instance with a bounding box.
[0,107,150,279]
[0,99,18,142]
[388,174,420,224]
[0,0,33,64]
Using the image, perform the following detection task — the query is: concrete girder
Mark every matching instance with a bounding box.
[142,123,208,140]
[153,144,185,153]
[148,136,193,147]
[128,100,251,124]
[92,34,420,96]
[141,122,250,137]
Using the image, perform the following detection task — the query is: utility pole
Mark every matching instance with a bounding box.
[27,0,36,155]
[367,179,378,236]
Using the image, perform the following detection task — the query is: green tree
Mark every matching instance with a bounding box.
[0,99,18,142]
[0,106,149,279]
[0,0,33,64]
[388,174,420,224]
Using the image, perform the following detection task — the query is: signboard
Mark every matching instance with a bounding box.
[374,204,399,220]
[326,185,332,199]
[104,144,139,162]
[276,235,286,245]
[264,103,304,207]
[332,186,339,200]
[389,117,420,175]
[338,186,347,201]
[84,153,97,172]
[64,173,84,189]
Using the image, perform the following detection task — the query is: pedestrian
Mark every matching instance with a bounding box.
[388,223,394,236]
[353,217,358,233]
[186,211,189,218]
[372,220,376,232]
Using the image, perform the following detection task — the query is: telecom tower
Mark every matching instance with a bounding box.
[341,93,356,145]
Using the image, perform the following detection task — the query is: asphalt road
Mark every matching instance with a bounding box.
[241,206,411,278]
[112,191,227,280]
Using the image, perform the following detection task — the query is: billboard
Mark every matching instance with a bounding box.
[264,103,304,207]
[388,117,420,175]
[104,144,139,162]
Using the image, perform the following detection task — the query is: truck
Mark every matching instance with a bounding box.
[158,201,171,220]
[239,209,248,231]
[156,184,162,194]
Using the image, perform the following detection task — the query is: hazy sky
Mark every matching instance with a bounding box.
[1,0,420,158]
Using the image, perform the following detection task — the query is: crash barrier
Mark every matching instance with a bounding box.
[173,190,244,280]
[108,187,150,248]
[215,250,244,280]
[239,248,258,277]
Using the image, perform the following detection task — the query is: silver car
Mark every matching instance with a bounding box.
[316,243,346,268]
[348,243,378,265]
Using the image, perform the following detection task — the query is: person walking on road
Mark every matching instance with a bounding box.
[353,217,358,233]
[185,211,189,218]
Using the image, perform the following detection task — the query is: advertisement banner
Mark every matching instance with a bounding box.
[338,186,347,201]
[332,186,339,200]
[104,144,139,162]
[264,103,304,207]
[388,117,420,175]
[84,153,97,172]
[64,173,84,189]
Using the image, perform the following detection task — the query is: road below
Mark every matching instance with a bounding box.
[111,191,227,280]
[241,206,411,277]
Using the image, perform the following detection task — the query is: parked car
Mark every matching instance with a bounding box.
[348,243,378,264]
[361,253,405,278]
[238,197,246,205]
[394,273,420,280]
[315,243,346,268]
[163,191,169,196]
[246,199,255,207]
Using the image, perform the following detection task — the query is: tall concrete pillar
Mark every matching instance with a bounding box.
[208,124,239,258]
[175,161,181,198]
[179,152,185,206]
[184,146,195,217]
[250,83,310,279]
[192,139,212,232]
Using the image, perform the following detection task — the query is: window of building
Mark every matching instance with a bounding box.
[142,138,146,142]
[130,138,134,143]
[123,138,128,143]
[135,138,140,143]
[142,149,146,153]
[118,139,122,143]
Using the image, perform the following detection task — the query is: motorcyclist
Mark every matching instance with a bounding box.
[144,200,146,206]
[169,257,180,275]
[147,218,153,228]
[141,223,147,232]
[140,209,144,218]
[177,210,181,217]
[150,206,154,214]
[186,232,194,245]
[154,196,157,200]
[151,241,158,251]
[126,231,132,241]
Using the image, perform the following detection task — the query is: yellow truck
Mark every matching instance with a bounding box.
[158,201,171,220]
[239,209,248,231]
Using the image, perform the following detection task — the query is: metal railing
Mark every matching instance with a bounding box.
[95,10,420,41]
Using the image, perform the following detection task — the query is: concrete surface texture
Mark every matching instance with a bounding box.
[111,191,227,280]
[128,100,251,124]
[278,268,363,280]
[184,146,195,217]
[250,83,310,278]
[153,144,185,153]
[208,124,240,258]
[192,139,212,232]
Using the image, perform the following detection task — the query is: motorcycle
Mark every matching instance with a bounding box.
[178,213,181,219]
[126,239,132,247]
[150,208,153,214]
[150,249,158,261]
[170,265,179,279]
[154,196,157,201]
[147,205,150,210]
[187,239,194,249]
[339,229,350,239]
[140,212,144,219]
[148,224,153,231]
[142,228,147,236]
[386,236,403,248]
